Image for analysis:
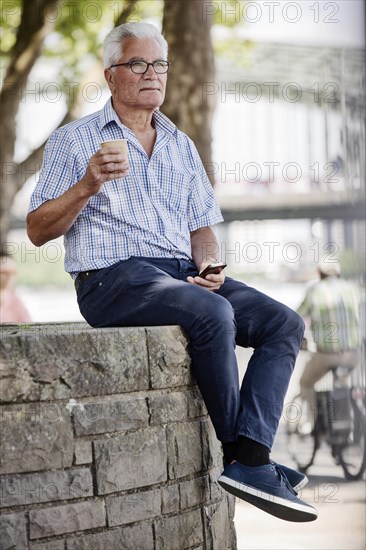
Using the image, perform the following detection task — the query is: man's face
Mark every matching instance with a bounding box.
[105,37,168,110]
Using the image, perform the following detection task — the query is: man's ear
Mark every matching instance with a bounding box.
[104,68,114,92]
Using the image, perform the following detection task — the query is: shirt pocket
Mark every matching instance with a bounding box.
[157,167,191,215]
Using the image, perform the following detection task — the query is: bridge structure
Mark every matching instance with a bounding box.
[218,188,365,222]
[214,41,365,224]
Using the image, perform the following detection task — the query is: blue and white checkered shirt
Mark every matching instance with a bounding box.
[29,98,223,278]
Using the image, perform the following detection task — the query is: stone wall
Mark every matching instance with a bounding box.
[0,323,236,550]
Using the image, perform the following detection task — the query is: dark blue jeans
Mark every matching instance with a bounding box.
[76,257,304,450]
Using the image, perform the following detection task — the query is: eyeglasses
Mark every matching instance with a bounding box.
[109,60,170,74]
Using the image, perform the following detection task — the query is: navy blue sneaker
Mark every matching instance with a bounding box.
[218,462,318,522]
[223,459,308,493]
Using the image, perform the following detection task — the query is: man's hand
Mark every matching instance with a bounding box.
[300,337,308,351]
[187,261,226,291]
[81,146,129,195]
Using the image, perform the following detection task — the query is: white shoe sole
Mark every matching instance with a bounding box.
[218,474,318,523]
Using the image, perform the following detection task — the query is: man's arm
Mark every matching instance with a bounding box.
[27,147,128,246]
[188,226,225,291]
[27,181,94,246]
[190,226,219,268]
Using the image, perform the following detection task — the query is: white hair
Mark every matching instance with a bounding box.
[103,22,168,68]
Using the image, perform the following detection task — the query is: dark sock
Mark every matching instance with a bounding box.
[222,441,237,465]
[234,436,270,467]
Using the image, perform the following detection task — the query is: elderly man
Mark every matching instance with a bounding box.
[27,22,317,522]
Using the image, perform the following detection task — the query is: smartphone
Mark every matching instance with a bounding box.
[198,262,227,278]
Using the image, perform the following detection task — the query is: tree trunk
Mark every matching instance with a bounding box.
[0,0,62,241]
[162,0,216,183]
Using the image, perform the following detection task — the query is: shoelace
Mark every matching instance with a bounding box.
[270,460,299,494]
[270,464,297,496]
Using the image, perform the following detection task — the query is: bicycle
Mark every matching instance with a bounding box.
[286,364,366,480]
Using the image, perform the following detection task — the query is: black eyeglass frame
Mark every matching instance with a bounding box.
[108,60,170,74]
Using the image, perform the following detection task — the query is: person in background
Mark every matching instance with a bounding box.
[298,258,361,407]
[0,251,31,323]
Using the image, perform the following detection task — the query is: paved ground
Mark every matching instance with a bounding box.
[233,348,366,550]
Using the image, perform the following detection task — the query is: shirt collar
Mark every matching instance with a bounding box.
[99,97,176,135]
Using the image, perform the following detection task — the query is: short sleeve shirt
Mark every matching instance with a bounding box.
[29,98,224,277]
[297,277,361,352]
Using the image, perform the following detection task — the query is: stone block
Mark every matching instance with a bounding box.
[154,509,204,550]
[179,476,210,510]
[201,418,223,470]
[209,467,227,501]
[65,522,154,550]
[29,500,106,539]
[203,499,237,550]
[72,395,148,436]
[186,388,207,418]
[0,511,27,550]
[146,326,193,389]
[167,420,202,479]
[148,391,187,425]
[0,357,34,403]
[161,484,180,514]
[30,541,65,550]
[0,468,93,508]
[0,402,74,474]
[106,488,161,526]
[94,427,167,494]
[74,440,93,465]
[0,324,149,402]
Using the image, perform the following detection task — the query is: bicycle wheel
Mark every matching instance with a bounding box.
[286,394,318,472]
[339,387,366,480]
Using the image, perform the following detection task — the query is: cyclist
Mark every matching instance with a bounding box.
[297,257,361,410]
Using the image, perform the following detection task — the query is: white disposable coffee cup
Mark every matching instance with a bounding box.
[100,139,128,159]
